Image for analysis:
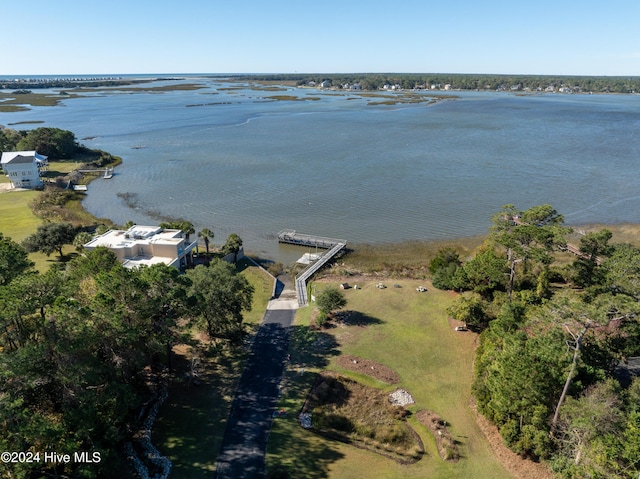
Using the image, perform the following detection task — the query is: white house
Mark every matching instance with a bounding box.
[84,225,198,269]
[1,151,48,188]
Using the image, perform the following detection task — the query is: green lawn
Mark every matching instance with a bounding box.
[266,279,515,479]
[0,188,40,242]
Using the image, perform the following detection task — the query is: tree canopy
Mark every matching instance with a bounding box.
[21,222,77,258]
[0,244,256,478]
[0,232,34,286]
[450,205,640,477]
[15,127,79,158]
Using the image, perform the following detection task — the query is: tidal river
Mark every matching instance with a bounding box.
[3,77,639,261]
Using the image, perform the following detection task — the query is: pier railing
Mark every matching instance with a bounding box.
[295,241,346,306]
[278,230,347,306]
[278,230,346,249]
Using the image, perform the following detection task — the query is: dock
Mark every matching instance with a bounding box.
[278,230,347,306]
[78,167,114,179]
[278,230,346,249]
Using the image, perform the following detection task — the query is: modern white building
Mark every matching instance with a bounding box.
[84,225,198,269]
[1,151,48,188]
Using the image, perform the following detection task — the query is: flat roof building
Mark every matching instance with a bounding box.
[84,225,197,269]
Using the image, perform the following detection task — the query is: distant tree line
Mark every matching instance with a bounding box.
[431,204,640,478]
[231,73,640,93]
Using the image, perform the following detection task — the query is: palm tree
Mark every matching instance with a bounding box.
[223,233,243,263]
[198,228,214,254]
[180,221,195,243]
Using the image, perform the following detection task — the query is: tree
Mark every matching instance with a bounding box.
[137,263,191,369]
[447,293,490,330]
[429,247,463,290]
[159,220,195,242]
[198,227,214,254]
[462,248,506,299]
[186,260,254,341]
[548,295,639,435]
[478,327,568,458]
[73,231,93,252]
[222,233,243,262]
[554,380,624,474]
[0,126,21,152]
[571,229,613,288]
[16,127,78,158]
[491,204,570,302]
[180,221,195,243]
[22,222,77,258]
[0,232,33,286]
[603,243,640,300]
[316,287,347,319]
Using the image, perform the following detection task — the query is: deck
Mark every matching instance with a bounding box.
[277,230,346,249]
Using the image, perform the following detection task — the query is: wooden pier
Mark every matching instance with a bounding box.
[77,167,114,178]
[278,230,347,306]
[278,230,346,249]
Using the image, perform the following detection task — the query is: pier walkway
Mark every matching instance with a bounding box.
[78,167,114,178]
[277,230,347,306]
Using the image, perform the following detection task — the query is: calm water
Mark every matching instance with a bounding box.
[2,77,639,261]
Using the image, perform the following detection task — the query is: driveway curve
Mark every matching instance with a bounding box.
[214,287,298,479]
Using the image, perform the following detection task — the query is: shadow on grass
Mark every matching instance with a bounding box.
[154,341,249,479]
[265,325,350,479]
[334,310,384,327]
[267,370,346,479]
[288,325,340,371]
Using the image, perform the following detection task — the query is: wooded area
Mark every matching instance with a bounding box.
[434,204,640,478]
[0,241,253,478]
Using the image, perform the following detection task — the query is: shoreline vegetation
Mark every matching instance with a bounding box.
[1,72,639,112]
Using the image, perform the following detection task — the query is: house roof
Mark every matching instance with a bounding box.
[1,151,48,165]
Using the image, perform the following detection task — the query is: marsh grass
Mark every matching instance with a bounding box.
[0,91,84,111]
[264,95,321,101]
[333,237,485,279]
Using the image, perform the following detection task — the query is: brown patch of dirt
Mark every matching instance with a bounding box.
[472,401,553,479]
[416,410,460,462]
[336,354,400,384]
[301,372,424,465]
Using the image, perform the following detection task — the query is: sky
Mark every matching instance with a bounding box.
[4,0,639,76]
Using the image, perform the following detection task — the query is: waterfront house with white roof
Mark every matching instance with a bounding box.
[1,151,48,188]
[83,225,198,269]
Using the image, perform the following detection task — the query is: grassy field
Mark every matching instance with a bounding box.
[266,279,515,479]
[0,161,103,271]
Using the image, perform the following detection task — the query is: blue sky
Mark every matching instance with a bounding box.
[4,0,639,76]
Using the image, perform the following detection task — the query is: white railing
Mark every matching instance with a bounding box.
[294,242,346,306]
